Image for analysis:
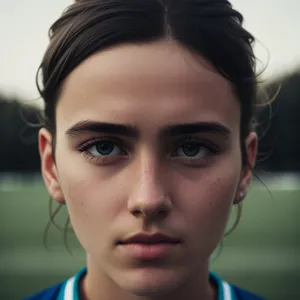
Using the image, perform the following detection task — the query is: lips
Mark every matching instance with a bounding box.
[118,233,181,260]
[119,233,181,245]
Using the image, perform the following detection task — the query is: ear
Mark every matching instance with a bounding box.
[39,128,65,204]
[235,132,258,203]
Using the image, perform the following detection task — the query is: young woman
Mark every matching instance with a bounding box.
[25,0,265,299]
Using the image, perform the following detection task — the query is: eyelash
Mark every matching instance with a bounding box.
[172,138,219,154]
[77,137,128,165]
[77,137,220,165]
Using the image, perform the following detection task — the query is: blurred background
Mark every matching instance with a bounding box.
[0,1,299,299]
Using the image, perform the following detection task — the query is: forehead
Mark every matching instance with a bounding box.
[57,40,240,134]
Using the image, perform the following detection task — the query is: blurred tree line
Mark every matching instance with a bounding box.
[256,70,300,172]
[0,96,41,173]
[0,69,300,173]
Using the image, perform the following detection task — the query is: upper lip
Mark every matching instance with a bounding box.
[120,233,181,245]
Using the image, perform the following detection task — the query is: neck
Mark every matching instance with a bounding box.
[80,257,217,300]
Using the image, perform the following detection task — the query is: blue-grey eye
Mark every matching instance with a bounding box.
[89,141,122,156]
[176,143,209,158]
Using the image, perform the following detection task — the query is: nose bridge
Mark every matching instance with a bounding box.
[136,150,164,198]
[128,148,171,218]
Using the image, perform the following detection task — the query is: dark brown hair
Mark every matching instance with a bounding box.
[38,0,259,243]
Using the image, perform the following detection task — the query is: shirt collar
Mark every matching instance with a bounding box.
[58,268,86,300]
[210,272,237,300]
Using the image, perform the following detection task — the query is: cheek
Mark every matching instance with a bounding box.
[60,175,126,254]
[173,162,241,250]
[176,175,237,224]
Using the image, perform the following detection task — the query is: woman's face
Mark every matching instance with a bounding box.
[39,40,257,296]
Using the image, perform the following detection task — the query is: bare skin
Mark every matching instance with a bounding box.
[39,40,257,300]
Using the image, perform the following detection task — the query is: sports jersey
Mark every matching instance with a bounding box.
[23,268,266,300]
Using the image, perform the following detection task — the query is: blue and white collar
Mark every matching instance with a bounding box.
[58,268,85,300]
[58,268,237,300]
[210,272,237,300]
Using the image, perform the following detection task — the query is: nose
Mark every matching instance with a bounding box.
[127,157,172,221]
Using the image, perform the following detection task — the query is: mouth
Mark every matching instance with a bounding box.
[117,233,181,260]
[119,233,181,245]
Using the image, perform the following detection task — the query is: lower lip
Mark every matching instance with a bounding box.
[119,243,179,260]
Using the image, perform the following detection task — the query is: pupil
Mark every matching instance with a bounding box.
[96,142,114,155]
[182,144,199,156]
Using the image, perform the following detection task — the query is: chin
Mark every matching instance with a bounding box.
[115,267,187,297]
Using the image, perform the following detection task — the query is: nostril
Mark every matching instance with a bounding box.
[132,208,169,220]
[131,209,143,217]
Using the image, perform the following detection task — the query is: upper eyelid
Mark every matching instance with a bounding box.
[171,137,218,149]
[172,141,216,154]
[77,137,125,149]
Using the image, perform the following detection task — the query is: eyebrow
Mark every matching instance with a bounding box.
[161,122,231,138]
[66,120,139,138]
[66,120,230,139]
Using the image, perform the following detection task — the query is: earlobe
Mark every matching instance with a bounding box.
[38,128,65,204]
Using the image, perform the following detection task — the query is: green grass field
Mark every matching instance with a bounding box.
[0,178,299,300]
